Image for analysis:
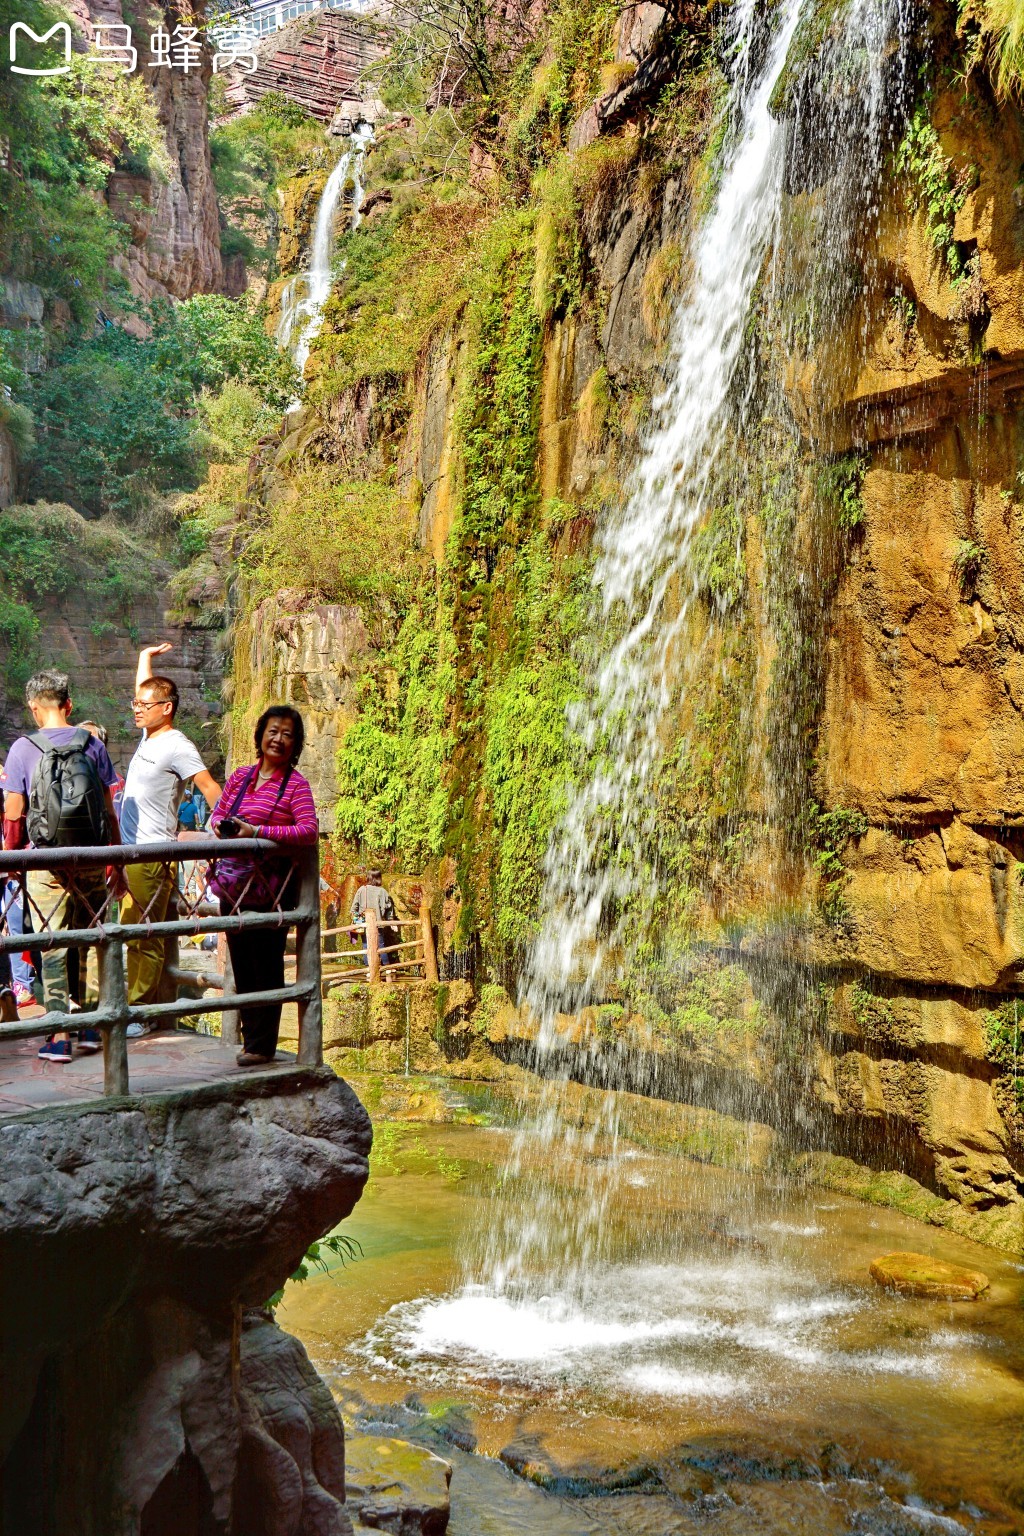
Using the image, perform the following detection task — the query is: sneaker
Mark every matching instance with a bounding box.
[11,980,34,1008]
[126,1022,151,1039]
[77,1028,102,1054]
[38,1037,72,1063]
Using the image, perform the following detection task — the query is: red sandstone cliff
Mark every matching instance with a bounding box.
[68,0,223,303]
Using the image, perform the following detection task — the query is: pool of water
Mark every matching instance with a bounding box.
[279,1096,1024,1534]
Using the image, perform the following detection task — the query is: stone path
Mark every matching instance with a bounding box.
[0,1029,296,1117]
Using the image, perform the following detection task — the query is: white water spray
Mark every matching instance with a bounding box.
[277,122,373,376]
[524,0,909,1036]
[466,0,912,1302]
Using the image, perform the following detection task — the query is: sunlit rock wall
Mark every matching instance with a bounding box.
[224,12,1024,1242]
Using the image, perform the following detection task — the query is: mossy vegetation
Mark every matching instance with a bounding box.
[894,96,977,281]
[804,804,869,927]
[983,1000,1024,1140]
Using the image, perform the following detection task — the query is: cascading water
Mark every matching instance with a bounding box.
[277,121,373,376]
[365,0,923,1387]
[526,0,911,1032]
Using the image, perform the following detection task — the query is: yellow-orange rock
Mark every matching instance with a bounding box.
[869,1251,990,1300]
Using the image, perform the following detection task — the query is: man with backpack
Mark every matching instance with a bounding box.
[0,670,123,1062]
[120,643,220,1022]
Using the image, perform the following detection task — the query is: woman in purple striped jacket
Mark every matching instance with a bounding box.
[211,706,319,1067]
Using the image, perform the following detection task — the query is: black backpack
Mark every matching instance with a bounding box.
[26,730,110,848]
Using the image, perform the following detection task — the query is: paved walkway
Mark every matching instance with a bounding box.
[0,1030,297,1118]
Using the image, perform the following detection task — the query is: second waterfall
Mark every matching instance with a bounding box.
[277,122,373,378]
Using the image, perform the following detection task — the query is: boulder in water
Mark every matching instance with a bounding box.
[345,1433,452,1534]
[869,1252,990,1300]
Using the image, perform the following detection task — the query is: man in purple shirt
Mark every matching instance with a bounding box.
[1,670,122,1063]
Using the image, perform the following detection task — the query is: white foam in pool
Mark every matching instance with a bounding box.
[352,1258,967,1403]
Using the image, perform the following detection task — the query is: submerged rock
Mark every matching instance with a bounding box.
[345,1434,452,1534]
[869,1251,990,1300]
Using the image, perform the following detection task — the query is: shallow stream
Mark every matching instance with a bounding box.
[280,1091,1024,1535]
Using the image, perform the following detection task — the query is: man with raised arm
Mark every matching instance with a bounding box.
[120,644,221,1025]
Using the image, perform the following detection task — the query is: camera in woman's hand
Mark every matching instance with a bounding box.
[218,816,242,839]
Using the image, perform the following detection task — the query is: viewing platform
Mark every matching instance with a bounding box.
[0,1030,294,1118]
[0,834,323,1102]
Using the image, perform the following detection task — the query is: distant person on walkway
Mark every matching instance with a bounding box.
[0,670,123,1062]
[210,705,318,1068]
[121,644,221,1030]
[351,868,399,973]
[176,785,209,832]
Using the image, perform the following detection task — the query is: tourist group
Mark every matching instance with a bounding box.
[0,644,317,1066]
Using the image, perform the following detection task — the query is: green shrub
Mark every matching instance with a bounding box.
[26,326,195,517]
[0,397,34,458]
[23,299,297,517]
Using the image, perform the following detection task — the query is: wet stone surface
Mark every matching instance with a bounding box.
[869,1251,991,1300]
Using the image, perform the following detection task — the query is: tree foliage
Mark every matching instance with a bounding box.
[0,1,166,318]
[25,299,297,518]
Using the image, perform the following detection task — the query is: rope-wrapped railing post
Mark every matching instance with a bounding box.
[220,937,240,1048]
[365,909,380,984]
[294,842,323,1067]
[420,900,438,983]
[98,935,129,1097]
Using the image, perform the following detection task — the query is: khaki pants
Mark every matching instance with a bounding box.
[123,862,176,1005]
[25,867,104,1013]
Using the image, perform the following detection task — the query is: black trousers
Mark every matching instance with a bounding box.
[223,915,288,1057]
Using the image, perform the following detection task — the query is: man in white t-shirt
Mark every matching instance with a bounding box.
[121,644,221,1014]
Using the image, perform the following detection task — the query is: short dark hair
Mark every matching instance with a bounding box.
[368,868,383,884]
[141,675,179,717]
[254,705,305,765]
[26,670,70,708]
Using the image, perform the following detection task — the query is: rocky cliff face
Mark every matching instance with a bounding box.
[237,12,385,125]
[0,1068,371,1533]
[801,67,1024,1240]
[69,0,223,306]
[223,6,1024,1248]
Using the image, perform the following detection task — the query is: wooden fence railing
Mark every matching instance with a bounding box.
[321,903,438,989]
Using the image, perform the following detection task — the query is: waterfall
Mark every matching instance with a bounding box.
[523,0,911,1036]
[463,0,915,1300]
[277,122,373,376]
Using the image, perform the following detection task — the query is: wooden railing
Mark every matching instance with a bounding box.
[321,902,438,989]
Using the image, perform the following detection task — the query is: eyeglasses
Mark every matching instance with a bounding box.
[130,697,169,710]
